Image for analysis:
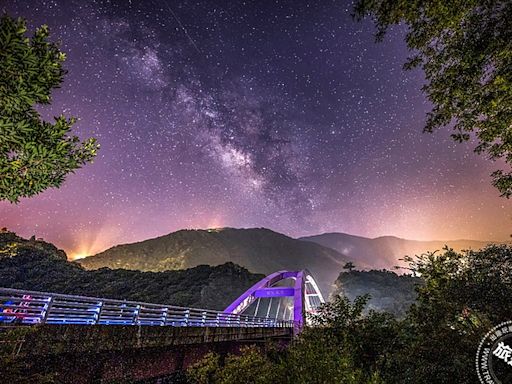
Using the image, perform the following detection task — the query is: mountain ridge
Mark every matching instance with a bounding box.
[300,232,505,270]
[78,227,354,296]
[311,231,501,243]
[77,227,504,295]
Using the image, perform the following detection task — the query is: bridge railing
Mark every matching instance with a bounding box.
[0,288,293,328]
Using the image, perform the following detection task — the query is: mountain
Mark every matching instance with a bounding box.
[0,231,264,310]
[78,228,353,296]
[300,232,501,270]
[333,270,421,317]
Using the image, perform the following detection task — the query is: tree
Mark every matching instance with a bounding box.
[343,261,356,272]
[384,245,512,383]
[354,0,512,197]
[187,347,287,384]
[333,269,420,317]
[0,15,98,203]
[309,294,398,383]
[0,327,56,383]
[284,330,366,384]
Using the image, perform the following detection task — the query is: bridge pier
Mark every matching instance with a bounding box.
[0,324,292,383]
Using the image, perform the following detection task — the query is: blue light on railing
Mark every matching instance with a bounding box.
[0,287,294,329]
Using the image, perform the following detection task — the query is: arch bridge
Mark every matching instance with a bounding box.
[224,269,325,331]
[0,270,324,332]
[0,271,325,382]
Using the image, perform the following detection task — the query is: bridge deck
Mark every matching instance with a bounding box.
[0,287,292,328]
[0,287,296,383]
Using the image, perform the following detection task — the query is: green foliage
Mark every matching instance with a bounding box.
[0,14,98,203]
[307,295,398,383]
[404,245,512,326]
[188,296,394,384]
[334,269,420,317]
[284,330,365,384]
[386,245,511,383]
[0,327,56,383]
[187,337,364,384]
[187,352,222,384]
[309,294,369,329]
[188,347,287,384]
[354,0,512,197]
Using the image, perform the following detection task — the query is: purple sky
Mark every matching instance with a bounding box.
[1,0,510,258]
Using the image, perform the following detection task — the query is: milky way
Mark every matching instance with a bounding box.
[1,0,510,258]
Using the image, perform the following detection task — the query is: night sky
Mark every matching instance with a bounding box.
[1,0,510,259]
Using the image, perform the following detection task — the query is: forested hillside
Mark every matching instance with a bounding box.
[78,228,354,296]
[334,269,420,317]
[0,231,263,310]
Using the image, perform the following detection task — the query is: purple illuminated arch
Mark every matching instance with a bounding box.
[224,270,324,332]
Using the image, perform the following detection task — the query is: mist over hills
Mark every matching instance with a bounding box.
[78,228,353,296]
[334,270,420,317]
[300,232,501,270]
[77,227,501,297]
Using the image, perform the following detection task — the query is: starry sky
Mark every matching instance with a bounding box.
[1,0,510,259]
